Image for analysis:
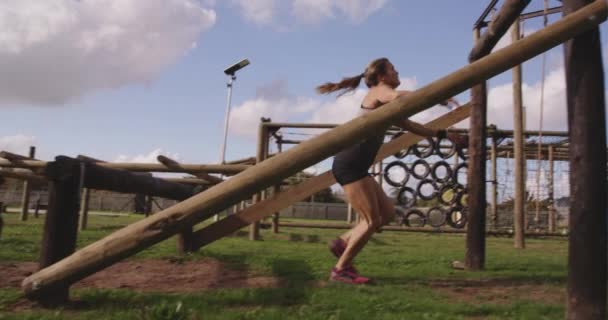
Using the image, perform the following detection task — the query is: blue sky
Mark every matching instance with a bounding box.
[0,0,606,185]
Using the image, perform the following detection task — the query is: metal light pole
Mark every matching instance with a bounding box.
[219,58,250,165]
[216,59,250,221]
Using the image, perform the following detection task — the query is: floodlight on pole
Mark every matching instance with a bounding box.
[219,58,250,165]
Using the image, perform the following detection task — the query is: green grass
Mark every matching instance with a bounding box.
[0,211,567,319]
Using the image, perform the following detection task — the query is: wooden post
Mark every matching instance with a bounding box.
[548,145,556,232]
[38,157,82,304]
[19,146,36,221]
[490,131,498,229]
[21,3,608,299]
[79,188,91,230]
[512,18,526,249]
[144,196,152,217]
[0,201,3,240]
[466,27,488,271]
[250,119,269,240]
[564,1,607,318]
[272,140,282,234]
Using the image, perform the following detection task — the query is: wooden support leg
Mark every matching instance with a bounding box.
[37,157,82,305]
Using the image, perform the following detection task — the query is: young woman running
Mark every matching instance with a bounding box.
[317,57,466,284]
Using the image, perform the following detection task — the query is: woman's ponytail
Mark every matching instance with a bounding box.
[316,73,365,97]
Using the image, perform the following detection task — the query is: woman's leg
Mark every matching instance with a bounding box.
[335,176,382,270]
[373,181,396,227]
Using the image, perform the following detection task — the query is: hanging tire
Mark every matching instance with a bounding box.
[391,132,410,159]
[456,145,468,161]
[404,209,426,228]
[412,138,435,158]
[452,162,468,187]
[446,206,468,229]
[426,206,446,228]
[431,161,453,184]
[416,179,438,201]
[438,183,463,206]
[397,186,417,208]
[457,188,469,207]
[384,161,410,187]
[410,159,431,180]
[436,137,456,159]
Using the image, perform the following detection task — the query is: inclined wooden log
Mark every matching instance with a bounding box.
[157,155,223,185]
[469,0,531,61]
[21,1,608,300]
[564,0,607,318]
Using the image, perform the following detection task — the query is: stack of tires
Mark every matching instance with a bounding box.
[385,133,468,229]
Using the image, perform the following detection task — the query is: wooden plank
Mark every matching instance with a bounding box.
[564,0,607,318]
[20,147,36,221]
[191,104,472,249]
[21,2,608,299]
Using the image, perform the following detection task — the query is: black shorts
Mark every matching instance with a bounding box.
[331,133,384,186]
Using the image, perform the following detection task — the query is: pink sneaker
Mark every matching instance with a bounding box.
[328,238,346,258]
[329,267,372,284]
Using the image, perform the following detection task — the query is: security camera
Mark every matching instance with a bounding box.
[224,59,250,76]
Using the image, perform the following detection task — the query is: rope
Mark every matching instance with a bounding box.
[535,0,549,224]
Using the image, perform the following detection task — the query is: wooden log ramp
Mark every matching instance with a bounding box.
[21,0,608,302]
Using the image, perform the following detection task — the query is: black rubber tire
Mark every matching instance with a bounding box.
[436,137,456,159]
[452,162,468,187]
[397,186,417,208]
[404,209,426,228]
[426,206,446,228]
[457,188,469,207]
[438,183,463,206]
[416,179,438,201]
[446,206,468,229]
[412,137,435,158]
[456,145,468,161]
[410,159,431,180]
[431,161,453,184]
[390,132,410,159]
[384,161,410,187]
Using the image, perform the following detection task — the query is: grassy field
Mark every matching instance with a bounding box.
[0,209,568,319]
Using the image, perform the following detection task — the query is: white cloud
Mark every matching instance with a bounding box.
[227,0,388,27]
[293,0,387,24]
[114,148,181,164]
[0,135,37,155]
[0,0,216,106]
[486,66,568,131]
[232,0,277,26]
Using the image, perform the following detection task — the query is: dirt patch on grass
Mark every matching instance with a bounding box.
[430,279,565,305]
[0,258,283,293]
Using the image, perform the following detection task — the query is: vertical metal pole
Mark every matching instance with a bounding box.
[20,146,36,221]
[216,75,236,222]
[564,1,606,317]
[465,26,487,270]
[490,133,498,230]
[78,188,91,231]
[512,18,526,249]
[548,145,555,232]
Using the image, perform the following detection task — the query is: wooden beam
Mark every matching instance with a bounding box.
[0,159,249,174]
[191,105,472,249]
[0,169,45,183]
[469,0,532,62]
[21,2,608,300]
[564,0,607,318]
[157,155,223,185]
